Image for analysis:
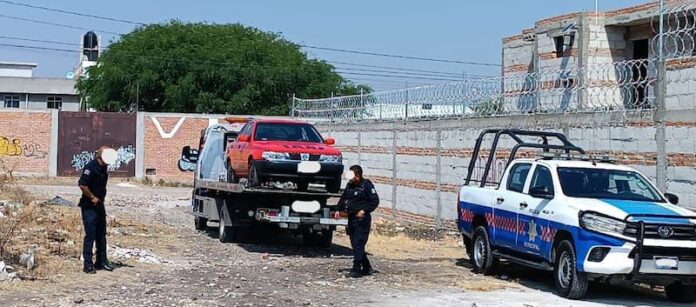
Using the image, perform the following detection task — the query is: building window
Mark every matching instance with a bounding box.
[554,36,565,56]
[3,95,20,108]
[47,96,62,109]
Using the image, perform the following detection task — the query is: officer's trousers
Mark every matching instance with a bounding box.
[347,214,372,272]
[81,202,107,268]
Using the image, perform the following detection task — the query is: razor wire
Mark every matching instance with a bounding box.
[652,1,696,58]
[292,58,658,123]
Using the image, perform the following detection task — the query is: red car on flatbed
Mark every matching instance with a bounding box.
[225,118,344,193]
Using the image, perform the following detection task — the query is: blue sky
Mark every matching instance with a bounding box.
[0,0,648,91]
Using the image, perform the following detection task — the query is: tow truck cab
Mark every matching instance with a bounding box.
[458,129,696,303]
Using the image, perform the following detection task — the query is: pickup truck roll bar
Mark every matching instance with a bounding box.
[465,129,585,187]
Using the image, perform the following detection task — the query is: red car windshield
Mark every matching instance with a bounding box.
[254,123,323,143]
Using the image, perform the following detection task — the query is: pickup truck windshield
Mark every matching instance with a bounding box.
[254,123,323,142]
[557,167,663,202]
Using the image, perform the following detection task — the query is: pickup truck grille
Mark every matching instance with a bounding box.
[624,224,696,241]
[630,246,696,261]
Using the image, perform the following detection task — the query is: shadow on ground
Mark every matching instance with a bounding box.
[201,225,353,258]
[455,258,679,306]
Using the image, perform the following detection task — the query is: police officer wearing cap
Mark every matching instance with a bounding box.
[335,165,380,278]
[78,147,114,274]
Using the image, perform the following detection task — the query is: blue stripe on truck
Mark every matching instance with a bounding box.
[600,199,691,225]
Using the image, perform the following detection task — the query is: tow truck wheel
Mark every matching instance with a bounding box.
[326,177,341,193]
[665,282,696,303]
[194,216,208,231]
[554,240,588,300]
[303,230,333,248]
[218,207,237,243]
[226,161,238,183]
[248,160,259,187]
[471,226,496,275]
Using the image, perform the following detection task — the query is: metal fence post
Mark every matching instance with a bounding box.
[405,88,410,120]
[435,129,443,228]
[391,124,398,220]
[655,0,668,192]
[360,88,364,122]
[290,93,296,117]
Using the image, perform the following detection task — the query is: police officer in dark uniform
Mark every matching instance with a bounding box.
[335,165,379,278]
[78,147,114,274]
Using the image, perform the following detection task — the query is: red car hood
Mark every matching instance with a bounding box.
[254,141,342,155]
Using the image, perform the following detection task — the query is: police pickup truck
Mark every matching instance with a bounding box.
[458,129,696,303]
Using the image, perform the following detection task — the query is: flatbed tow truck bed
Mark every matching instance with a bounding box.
[192,179,347,246]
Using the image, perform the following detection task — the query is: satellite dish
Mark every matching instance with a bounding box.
[66,72,75,79]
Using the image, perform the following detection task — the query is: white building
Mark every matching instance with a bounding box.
[0,61,79,111]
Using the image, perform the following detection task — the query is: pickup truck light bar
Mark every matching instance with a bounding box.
[536,152,617,163]
[465,129,585,187]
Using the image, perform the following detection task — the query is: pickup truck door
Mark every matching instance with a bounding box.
[516,164,553,257]
[493,162,532,249]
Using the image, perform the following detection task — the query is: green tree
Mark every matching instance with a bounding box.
[77,21,371,115]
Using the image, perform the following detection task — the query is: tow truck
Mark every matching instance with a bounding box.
[182,118,347,247]
[457,129,696,303]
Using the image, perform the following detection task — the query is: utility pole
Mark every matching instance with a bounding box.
[655,0,667,192]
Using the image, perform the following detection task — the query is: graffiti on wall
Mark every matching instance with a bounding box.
[71,145,136,172]
[0,136,48,159]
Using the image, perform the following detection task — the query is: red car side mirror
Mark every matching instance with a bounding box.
[239,135,250,142]
[325,138,335,145]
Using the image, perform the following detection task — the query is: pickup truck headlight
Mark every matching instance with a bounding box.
[319,154,342,163]
[580,212,627,238]
[262,151,290,161]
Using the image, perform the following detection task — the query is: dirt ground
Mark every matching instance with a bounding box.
[0,182,686,307]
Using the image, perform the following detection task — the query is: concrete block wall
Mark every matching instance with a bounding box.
[318,111,696,227]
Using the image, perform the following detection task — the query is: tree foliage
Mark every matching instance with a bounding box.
[77,21,370,115]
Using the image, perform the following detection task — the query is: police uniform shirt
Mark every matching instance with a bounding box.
[78,159,109,206]
[338,179,380,215]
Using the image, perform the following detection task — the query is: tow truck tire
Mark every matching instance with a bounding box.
[303,230,333,248]
[326,178,341,193]
[248,160,259,187]
[471,226,496,275]
[665,282,696,303]
[194,216,208,231]
[218,207,237,243]
[554,240,588,300]
[226,161,238,183]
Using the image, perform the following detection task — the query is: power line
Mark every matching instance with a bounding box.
[335,66,467,79]
[300,44,501,67]
[0,35,78,46]
[328,60,472,77]
[0,0,144,26]
[0,14,123,36]
[335,71,461,82]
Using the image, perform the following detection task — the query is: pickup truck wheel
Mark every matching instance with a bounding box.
[462,235,473,259]
[218,207,237,243]
[554,240,588,299]
[665,282,696,303]
[194,216,208,231]
[471,226,496,275]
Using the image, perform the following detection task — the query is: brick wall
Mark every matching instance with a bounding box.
[0,110,52,175]
[142,113,214,182]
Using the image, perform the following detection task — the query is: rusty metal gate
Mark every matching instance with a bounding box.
[57,112,136,177]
